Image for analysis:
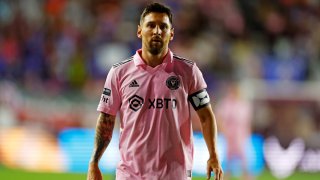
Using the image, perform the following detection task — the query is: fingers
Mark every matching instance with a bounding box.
[207,166,211,179]
[214,168,223,180]
[207,167,223,180]
[207,164,223,180]
[214,168,219,180]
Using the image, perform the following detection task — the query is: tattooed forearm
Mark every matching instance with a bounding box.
[90,113,116,163]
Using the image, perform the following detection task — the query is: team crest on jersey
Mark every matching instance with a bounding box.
[166,76,180,90]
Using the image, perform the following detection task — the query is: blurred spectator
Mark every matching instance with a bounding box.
[216,82,253,180]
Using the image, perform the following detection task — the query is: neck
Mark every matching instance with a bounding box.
[141,47,168,68]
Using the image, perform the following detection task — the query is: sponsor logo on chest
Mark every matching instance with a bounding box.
[128,95,177,111]
[126,76,181,111]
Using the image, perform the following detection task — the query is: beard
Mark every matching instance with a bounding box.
[148,40,164,55]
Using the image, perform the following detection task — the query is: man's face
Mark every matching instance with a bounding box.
[137,12,174,55]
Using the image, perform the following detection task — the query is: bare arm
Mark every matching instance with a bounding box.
[196,104,223,180]
[90,112,116,163]
[87,112,116,180]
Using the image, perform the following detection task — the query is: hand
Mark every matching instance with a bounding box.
[87,163,103,180]
[207,158,223,180]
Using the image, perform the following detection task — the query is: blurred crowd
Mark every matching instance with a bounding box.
[0,0,320,93]
[0,0,320,140]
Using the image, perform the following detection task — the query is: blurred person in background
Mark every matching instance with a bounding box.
[87,2,223,180]
[216,82,253,180]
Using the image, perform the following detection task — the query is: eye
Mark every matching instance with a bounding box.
[146,22,156,28]
[160,24,168,30]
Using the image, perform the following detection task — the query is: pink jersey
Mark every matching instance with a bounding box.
[97,49,209,180]
[216,96,252,154]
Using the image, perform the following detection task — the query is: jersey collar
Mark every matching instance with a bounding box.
[133,49,173,68]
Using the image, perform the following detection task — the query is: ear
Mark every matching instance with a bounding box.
[137,25,142,39]
[170,28,174,41]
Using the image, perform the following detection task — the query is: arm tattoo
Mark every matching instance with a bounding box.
[91,113,115,163]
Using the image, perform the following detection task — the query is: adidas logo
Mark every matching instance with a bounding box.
[129,80,139,87]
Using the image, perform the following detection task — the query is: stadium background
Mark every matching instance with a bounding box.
[0,0,320,179]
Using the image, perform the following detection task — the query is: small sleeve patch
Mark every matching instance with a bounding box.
[103,88,111,96]
[188,89,210,110]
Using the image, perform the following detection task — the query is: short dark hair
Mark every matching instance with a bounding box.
[140,2,173,25]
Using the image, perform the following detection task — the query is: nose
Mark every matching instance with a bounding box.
[153,25,161,35]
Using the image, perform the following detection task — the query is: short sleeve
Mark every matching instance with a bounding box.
[187,64,210,110]
[97,67,121,115]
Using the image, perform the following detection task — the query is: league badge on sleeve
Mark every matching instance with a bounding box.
[166,76,180,90]
[188,89,210,110]
[103,88,111,96]
[101,88,111,104]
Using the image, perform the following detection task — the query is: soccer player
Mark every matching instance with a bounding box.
[216,83,252,180]
[87,2,223,180]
